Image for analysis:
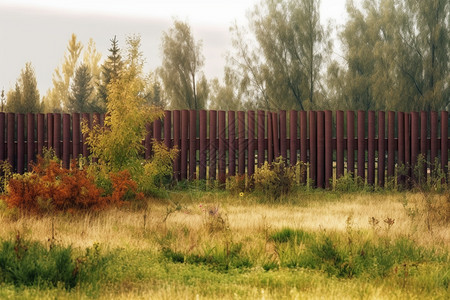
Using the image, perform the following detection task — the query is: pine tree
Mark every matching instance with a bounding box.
[98,36,123,111]
[67,64,94,113]
[6,62,41,113]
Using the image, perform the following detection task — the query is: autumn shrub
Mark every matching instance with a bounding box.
[3,156,107,214]
[253,156,296,200]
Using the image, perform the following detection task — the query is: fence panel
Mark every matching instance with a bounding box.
[0,111,447,190]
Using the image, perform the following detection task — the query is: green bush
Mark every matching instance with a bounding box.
[0,233,77,289]
[253,157,296,200]
[270,228,313,245]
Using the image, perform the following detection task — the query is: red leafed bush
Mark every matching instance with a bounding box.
[108,170,143,204]
[3,157,108,214]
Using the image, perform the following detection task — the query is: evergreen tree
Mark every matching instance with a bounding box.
[6,62,41,113]
[67,64,94,113]
[98,36,123,111]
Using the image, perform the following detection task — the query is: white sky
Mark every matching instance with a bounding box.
[0,0,350,95]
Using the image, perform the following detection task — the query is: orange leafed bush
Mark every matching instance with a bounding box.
[108,170,143,203]
[3,158,108,214]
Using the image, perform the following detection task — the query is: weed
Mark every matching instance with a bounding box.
[253,157,296,201]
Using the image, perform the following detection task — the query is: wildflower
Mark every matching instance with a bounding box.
[239,192,244,197]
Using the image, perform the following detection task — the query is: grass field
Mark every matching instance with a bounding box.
[0,189,448,299]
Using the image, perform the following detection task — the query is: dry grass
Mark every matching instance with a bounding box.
[0,192,447,252]
[0,191,448,299]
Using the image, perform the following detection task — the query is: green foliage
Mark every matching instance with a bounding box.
[160,20,209,110]
[270,228,313,245]
[0,161,12,194]
[253,157,296,200]
[0,233,77,289]
[327,0,449,111]
[334,172,365,192]
[162,242,253,272]
[83,62,163,171]
[273,230,448,279]
[6,62,41,113]
[67,64,95,113]
[227,0,330,110]
[137,142,179,196]
[98,36,123,112]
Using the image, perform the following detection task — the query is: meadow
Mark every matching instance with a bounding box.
[0,187,448,299]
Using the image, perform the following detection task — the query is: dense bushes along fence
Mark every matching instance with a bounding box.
[0,110,448,188]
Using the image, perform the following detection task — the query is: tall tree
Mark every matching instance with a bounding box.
[98,36,124,111]
[6,62,41,113]
[227,0,330,110]
[327,0,449,111]
[209,66,247,110]
[159,20,209,110]
[43,34,83,112]
[400,0,449,111]
[67,64,94,113]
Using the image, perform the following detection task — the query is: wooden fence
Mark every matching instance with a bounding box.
[0,110,448,188]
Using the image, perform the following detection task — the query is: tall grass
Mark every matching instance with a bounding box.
[0,191,448,299]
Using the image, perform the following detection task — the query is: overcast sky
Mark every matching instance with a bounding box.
[0,0,350,95]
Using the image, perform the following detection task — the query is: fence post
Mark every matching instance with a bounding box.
[257,111,265,168]
[357,110,365,181]
[181,110,188,181]
[280,110,287,159]
[62,113,70,169]
[238,111,246,176]
[398,112,405,185]
[209,110,217,180]
[430,111,438,174]
[368,111,375,185]
[441,111,448,182]
[289,110,298,167]
[53,113,61,159]
[218,110,226,184]
[272,112,280,159]
[387,111,395,179]
[317,111,325,188]
[17,114,25,174]
[0,113,4,162]
[420,111,427,182]
[72,113,80,160]
[309,111,317,187]
[336,111,344,179]
[378,111,385,187]
[347,111,355,176]
[7,113,15,171]
[189,110,197,181]
[300,111,307,184]
[248,110,255,177]
[199,110,207,180]
[325,110,333,189]
[404,113,411,181]
[164,110,172,149]
[228,111,236,176]
[173,110,181,181]
[27,113,35,171]
[267,113,273,164]
[37,114,44,157]
[411,112,419,182]
[47,113,53,150]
